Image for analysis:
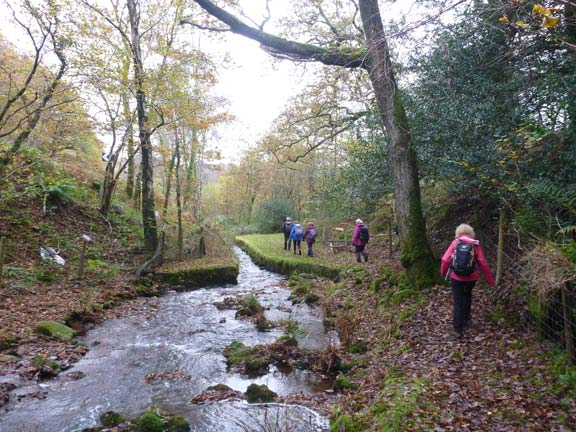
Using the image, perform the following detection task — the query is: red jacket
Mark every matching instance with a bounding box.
[352,223,368,246]
[440,235,495,286]
[304,223,316,244]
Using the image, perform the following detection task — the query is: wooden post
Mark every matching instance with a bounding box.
[78,235,92,279]
[495,208,505,287]
[388,222,392,257]
[78,240,87,278]
[0,237,5,287]
[562,281,575,366]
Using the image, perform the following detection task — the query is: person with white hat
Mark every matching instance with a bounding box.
[282,217,293,250]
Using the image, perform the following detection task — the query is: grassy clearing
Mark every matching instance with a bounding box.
[235,234,345,279]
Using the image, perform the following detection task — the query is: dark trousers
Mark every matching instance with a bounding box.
[355,245,368,262]
[307,242,314,256]
[284,233,291,250]
[451,279,476,333]
[293,240,301,254]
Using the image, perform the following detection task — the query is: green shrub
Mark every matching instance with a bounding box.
[132,411,163,432]
[254,198,294,233]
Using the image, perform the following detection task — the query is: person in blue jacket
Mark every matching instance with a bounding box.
[289,221,304,255]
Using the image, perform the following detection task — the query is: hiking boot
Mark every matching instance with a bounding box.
[453,329,463,340]
[464,320,477,329]
[364,254,368,262]
[298,250,302,255]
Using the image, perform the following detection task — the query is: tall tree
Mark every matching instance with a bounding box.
[126,0,158,251]
[0,0,68,179]
[185,0,439,288]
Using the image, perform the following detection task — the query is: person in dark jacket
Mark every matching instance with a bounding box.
[289,221,304,255]
[303,222,317,257]
[352,219,369,263]
[282,217,293,250]
[440,223,495,339]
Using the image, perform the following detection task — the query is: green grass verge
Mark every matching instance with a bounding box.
[235,234,343,280]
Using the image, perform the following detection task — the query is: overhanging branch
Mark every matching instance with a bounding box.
[189,0,367,69]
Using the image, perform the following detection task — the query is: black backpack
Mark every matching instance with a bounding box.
[358,226,370,243]
[450,240,476,276]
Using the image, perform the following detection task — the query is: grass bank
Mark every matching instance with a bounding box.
[235,234,344,280]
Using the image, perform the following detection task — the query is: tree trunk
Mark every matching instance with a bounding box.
[121,50,135,200]
[127,0,157,252]
[100,154,117,215]
[133,170,142,209]
[358,0,438,288]
[175,135,184,260]
[162,150,176,219]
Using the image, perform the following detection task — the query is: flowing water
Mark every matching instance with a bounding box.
[0,247,335,432]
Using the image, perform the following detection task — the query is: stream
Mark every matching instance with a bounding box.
[0,247,334,432]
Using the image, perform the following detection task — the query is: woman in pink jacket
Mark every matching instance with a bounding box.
[352,219,369,263]
[440,223,495,338]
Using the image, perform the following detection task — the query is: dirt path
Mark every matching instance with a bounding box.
[333,277,576,431]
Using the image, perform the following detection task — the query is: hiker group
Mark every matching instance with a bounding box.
[282,217,317,256]
[282,217,370,262]
[281,216,496,340]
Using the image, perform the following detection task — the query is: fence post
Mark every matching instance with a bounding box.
[495,208,505,287]
[78,235,92,279]
[562,281,575,366]
[0,237,5,287]
[388,222,392,258]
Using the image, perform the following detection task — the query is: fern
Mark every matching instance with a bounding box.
[527,181,576,216]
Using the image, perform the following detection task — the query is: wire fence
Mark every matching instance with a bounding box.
[483,231,576,365]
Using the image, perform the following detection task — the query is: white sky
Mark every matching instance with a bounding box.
[205,33,309,164]
[201,1,310,164]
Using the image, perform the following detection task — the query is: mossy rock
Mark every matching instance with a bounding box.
[277,335,298,347]
[132,411,163,432]
[100,411,125,427]
[34,321,76,341]
[224,341,271,372]
[165,414,190,432]
[235,296,263,317]
[0,333,18,350]
[245,383,277,403]
[31,355,61,379]
[207,383,233,392]
[254,314,274,331]
[304,293,320,305]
